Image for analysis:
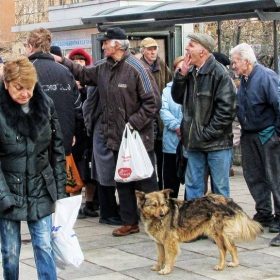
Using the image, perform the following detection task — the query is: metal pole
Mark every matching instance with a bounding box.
[273,20,278,74]
[217,21,221,52]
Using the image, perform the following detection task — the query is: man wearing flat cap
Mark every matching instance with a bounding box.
[171,33,236,201]
[53,27,161,237]
[140,37,172,191]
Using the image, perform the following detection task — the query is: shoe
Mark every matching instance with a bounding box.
[229,167,234,177]
[77,209,86,219]
[253,212,274,227]
[269,216,280,233]
[112,225,139,237]
[83,207,99,217]
[99,216,123,226]
[270,233,280,246]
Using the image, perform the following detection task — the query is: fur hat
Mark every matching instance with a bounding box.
[140,37,159,48]
[97,27,128,41]
[68,48,92,66]
[187,33,216,53]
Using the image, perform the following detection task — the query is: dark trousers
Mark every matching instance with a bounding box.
[114,151,158,225]
[241,132,280,216]
[98,183,119,219]
[154,140,163,190]
[163,153,180,198]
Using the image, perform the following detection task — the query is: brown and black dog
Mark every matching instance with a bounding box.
[136,189,262,275]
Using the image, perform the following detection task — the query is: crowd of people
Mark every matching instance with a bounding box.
[0,25,280,278]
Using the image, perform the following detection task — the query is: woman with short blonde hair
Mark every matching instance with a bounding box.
[0,56,66,279]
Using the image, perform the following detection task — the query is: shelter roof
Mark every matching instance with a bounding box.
[82,0,280,31]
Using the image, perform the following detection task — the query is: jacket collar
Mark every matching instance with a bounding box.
[0,82,50,141]
[106,48,131,69]
[28,52,55,62]
[189,54,215,75]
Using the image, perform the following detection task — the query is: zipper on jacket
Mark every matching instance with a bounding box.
[188,70,198,149]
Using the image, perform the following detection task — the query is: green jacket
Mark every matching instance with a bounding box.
[0,82,67,221]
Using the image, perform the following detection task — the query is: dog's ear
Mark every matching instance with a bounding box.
[135,190,146,208]
[162,189,173,200]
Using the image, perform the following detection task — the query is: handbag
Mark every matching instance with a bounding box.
[176,141,187,184]
[66,154,84,193]
[114,123,154,182]
[52,195,84,267]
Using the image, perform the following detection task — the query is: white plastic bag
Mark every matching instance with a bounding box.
[52,195,84,267]
[114,123,154,182]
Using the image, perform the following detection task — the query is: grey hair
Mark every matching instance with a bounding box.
[110,39,130,50]
[230,43,257,64]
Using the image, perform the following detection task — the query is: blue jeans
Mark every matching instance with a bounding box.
[0,215,57,280]
[185,149,232,200]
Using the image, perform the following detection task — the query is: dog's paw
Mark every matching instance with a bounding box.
[227,262,239,267]
[214,264,225,271]
[158,268,171,275]
[151,264,161,271]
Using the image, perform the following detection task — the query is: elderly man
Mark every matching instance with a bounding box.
[140,37,172,190]
[171,33,236,201]
[53,27,161,237]
[230,43,280,243]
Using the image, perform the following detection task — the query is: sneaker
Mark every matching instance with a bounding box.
[253,213,274,227]
[77,209,86,219]
[270,233,280,246]
[83,207,99,217]
[269,216,280,233]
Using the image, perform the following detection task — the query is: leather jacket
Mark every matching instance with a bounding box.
[171,55,236,151]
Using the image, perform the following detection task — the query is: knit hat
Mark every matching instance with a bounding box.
[213,52,231,66]
[68,48,92,66]
[0,57,3,64]
[140,37,159,48]
[97,27,128,41]
[187,33,216,53]
[50,46,62,57]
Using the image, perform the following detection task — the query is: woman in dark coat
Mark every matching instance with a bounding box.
[0,57,67,279]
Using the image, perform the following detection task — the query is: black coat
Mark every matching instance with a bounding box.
[0,82,67,221]
[29,52,83,155]
[172,55,236,151]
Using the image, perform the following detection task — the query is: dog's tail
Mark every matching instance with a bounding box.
[224,210,263,242]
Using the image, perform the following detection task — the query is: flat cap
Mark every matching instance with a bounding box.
[97,27,128,41]
[187,33,216,53]
[140,37,159,48]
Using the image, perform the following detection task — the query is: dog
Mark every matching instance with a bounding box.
[135,189,263,275]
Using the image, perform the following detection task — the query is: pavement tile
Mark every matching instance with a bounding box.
[2,165,280,279]
[122,266,212,279]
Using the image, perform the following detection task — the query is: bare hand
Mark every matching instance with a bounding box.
[51,53,62,63]
[179,53,191,76]
[175,127,182,141]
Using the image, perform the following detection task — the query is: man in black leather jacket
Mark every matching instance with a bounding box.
[171,33,236,201]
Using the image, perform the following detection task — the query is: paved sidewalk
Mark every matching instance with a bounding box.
[2,165,280,280]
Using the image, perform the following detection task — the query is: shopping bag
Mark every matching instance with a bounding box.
[66,154,84,193]
[114,123,154,182]
[52,195,84,267]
